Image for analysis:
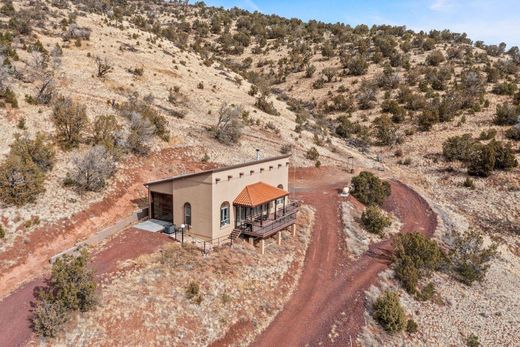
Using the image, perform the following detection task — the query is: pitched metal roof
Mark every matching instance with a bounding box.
[144,154,291,187]
[233,182,288,207]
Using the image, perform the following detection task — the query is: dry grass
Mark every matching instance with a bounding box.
[47,206,314,346]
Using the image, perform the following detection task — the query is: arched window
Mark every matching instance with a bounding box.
[277,184,284,189]
[220,202,230,227]
[184,203,191,226]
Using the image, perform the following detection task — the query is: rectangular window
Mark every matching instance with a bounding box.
[220,205,230,227]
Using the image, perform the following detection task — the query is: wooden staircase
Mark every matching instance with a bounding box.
[229,229,242,242]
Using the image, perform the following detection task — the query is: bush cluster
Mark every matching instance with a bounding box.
[450,230,497,286]
[372,291,406,333]
[66,146,116,192]
[393,232,445,294]
[351,171,391,206]
[210,103,244,145]
[32,250,97,337]
[361,205,391,236]
[0,133,55,206]
[51,96,89,150]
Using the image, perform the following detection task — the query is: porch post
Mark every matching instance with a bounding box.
[277,231,282,245]
[260,204,263,227]
[260,239,265,254]
[274,200,277,220]
[148,188,152,219]
[283,197,286,216]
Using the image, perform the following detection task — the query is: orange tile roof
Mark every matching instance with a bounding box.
[233,182,289,207]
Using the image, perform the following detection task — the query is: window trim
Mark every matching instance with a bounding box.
[220,202,230,227]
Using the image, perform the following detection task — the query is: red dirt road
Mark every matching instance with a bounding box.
[250,167,437,347]
[0,229,173,347]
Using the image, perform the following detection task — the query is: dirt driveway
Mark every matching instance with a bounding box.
[0,229,173,347]
[250,167,437,347]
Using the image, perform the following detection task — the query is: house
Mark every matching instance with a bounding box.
[143,154,299,250]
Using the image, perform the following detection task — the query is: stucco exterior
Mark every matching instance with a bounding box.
[145,155,291,241]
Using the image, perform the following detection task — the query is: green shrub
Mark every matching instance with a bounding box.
[255,96,279,115]
[426,50,445,66]
[32,249,96,337]
[491,140,518,170]
[417,282,435,301]
[492,82,517,96]
[361,205,391,236]
[50,249,97,311]
[406,319,418,334]
[0,87,18,108]
[450,230,497,286]
[478,129,497,140]
[305,147,320,161]
[351,171,391,206]
[186,281,200,299]
[92,115,122,153]
[505,126,520,141]
[345,54,368,76]
[494,103,519,126]
[467,143,496,177]
[9,133,56,172]
[0,155,45,206]
[442,134,476,162]
[32,292,68,338]
[51,96,89,150]
[120,97,170,142]
[186,281,202,304]
[372,291,406,333]
[393,232,444,293]
[417,108,439,132]
[463,177,475,189]
[394,257,419,294]
[372,114,397,146]
[466,333,480,347]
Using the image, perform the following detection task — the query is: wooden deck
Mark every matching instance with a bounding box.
[235,203,299,238]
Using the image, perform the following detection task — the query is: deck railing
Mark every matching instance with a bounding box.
[237,201,300,238]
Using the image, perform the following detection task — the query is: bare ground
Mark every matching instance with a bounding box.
[0,229,174,347]
[248,168,437,347]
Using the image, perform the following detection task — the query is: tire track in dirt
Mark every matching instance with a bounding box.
[249,169,437,347]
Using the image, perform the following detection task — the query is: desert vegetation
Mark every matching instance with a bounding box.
[32,250,97,338]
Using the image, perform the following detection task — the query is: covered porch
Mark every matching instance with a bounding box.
[233,182,299,239]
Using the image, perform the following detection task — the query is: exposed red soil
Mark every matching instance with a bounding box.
[0,147,214,298]
[0,229,173,347]
[248,167,437,347]
[0,165,436,347]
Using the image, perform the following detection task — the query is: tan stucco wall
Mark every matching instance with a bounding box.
[148,181,173,195]
[171,173,213,240]
[211,157,290,239]
[146,156,290,241]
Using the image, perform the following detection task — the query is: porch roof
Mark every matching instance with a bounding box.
[233,182,288,207]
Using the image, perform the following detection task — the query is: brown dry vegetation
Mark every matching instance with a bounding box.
[47,207,313,347]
